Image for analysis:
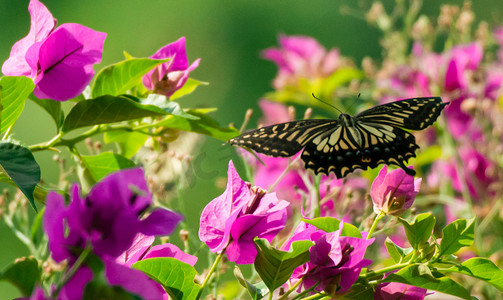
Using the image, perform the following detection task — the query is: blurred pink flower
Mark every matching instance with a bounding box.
[444,43,483,92]
[371,166,421,216]
[262,35,341,89]
[2,0,106,101]
[142,37,200,98]
[199,161,289,264]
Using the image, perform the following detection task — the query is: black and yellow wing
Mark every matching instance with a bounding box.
[229,97,447,178]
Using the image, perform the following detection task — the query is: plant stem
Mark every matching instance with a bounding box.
[52,245,92,298]
[278,277,304,300]
[360,262,411,280]
[197,250,225,299]
[367,211,385,239]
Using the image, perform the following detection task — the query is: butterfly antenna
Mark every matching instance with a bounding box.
[311,93,343,114]
[343,93,361,114]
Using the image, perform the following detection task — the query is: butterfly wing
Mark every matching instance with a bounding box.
[229,119,340,157]
[301,119,418,178]
[356,97,448,130]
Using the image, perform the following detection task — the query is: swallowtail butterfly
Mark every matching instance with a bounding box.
[229,97,447,178]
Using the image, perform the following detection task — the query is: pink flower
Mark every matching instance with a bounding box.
[44,168,182,262]
[444,43,483,92]
[262,35,341,89]
[375,281,427,300]
[2,0,106,101]
[199,160,289,264]
[370,166,421,216]
[287,222,374,295]
[142,37,200,98]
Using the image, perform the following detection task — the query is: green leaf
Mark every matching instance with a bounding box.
[302,217,362,238]
[383,264,472,300]
[170,78,208,101]
[83,281,142,300]
[320,67,364,96]
[156,109,239,141]
[444,257,503,292]
[91,57,169,98]
[0,172,48,205]
[0,257,40,296]
[61,95,167,132]
[141,95,198,119]
[342,282,375,299]
[385,237,413,263]
[439,218,475,257]
[0,142,41,210]
[234,266,267,300]
[414,145,442,166]
[81,152,136,182]
[0,76,34,133]
[398,213,435,250]
[29,95,63,130]
[132,257,200,300]
[254,238,313,292]
[104,131,148,158]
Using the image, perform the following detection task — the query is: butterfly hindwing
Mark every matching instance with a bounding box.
[301,122,418,177]
[356,97,447,130]
[229,119,340,157]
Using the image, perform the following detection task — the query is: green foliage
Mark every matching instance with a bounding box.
[302,217,362,237]
[81,152,136,182]
[171,78,208,101]
[29,95,63,130]
[0,76,34,133]
[83,281,143,300]
[253,238,313,292]
[156,108,239,141]
[0,258,40,297]
[385,237,413,263]
[439,218,475,256]
[399,213,436,251]
[384,264,472,300]
[0,142,41,210]
[234,266,267,299]
[444,257,503,292]
[91,57,170,98]
[132,257,200,300]
[104,131,149,158]
[61,95,168,132]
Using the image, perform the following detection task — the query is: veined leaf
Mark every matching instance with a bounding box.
[0,76,34,133]
[398,213,435,250]
[61,95,167,132]
[254,238,313,292]
[0,142,41,210]
[29,95,63,130]
[0,257,40,297]
[385,237,413,263]
[133,257,200,300]
[444,257,503,292]
[91,57,169,98]
[439,218,475,257]
[81,152,136,182]
[302,217,362,238]
[170,78,208,101]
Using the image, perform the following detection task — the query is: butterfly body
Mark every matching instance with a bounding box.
[229,97,447,178]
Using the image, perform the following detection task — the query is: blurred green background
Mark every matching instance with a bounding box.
[0,0,502,298]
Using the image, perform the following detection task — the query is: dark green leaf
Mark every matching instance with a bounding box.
[385,237,413,263]
[29,95,63,129]
[156,108,239,141]
[62,95,167,132]
[234,266,267,300]
[439,218,475,257]
[133,257,200,300]
[383,264,472,300]
[81,152,136,182]
[0,76,34,133]
[0,172,48,205]
[83,281,143,300]
[398,213,435,250]
[91,57,169,98]
[0,257,40,296]
[302,217,362,238]
[0,142,41,210]
[444,257,503,292]
[343,282,375,299]
[254,238,313,292]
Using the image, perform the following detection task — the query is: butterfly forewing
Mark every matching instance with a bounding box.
[356,97,447,130]
[229,97,447,178]
[229,119,340,157]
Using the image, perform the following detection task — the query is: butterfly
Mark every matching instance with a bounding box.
[229,97,448,178]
